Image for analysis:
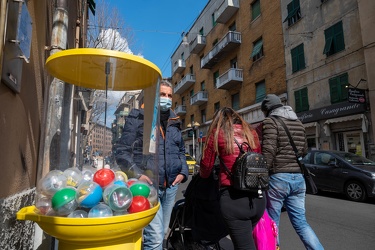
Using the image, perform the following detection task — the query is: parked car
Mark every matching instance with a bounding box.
[302,150,375,202]
[185,153,197,174]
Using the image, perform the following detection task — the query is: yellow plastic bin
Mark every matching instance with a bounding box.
[17,204,159,250]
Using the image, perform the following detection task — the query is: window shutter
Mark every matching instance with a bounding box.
[339,73,348,100]
[298,44,305,69]
[334,21,345,52]
[329,78,340,103]
[301,87,309,110]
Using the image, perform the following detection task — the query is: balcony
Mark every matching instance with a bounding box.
[190,91,208,106]
[215,0,239,24]
[175,105,187,116]
[189,34,206,54]
[201,31,241,69]
[174,74,196,95]
[216,68,243,90]
[172,59,186,75]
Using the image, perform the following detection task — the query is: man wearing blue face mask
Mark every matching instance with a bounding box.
[115,79,188,250]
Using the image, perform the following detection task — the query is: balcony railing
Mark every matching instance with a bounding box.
[189,34,206,54]
[216,68,243,90]
[174,74,196,95]
[215,0,239,24]
[190,91,208,106]
[174,105,187,115]
[172,59,186,74]
[201,31,241,69]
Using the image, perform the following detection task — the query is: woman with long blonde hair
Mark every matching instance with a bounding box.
[200,107,266,250]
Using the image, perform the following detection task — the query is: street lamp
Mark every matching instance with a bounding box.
[187,121,200,159]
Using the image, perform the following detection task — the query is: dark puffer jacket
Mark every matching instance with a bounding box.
[262,106,307,174]
[115,108,188,187]
[157,110,188,187]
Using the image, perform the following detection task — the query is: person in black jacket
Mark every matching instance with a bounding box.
[115,80,189,250]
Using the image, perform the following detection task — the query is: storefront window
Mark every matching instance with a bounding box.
[307,137,317,151]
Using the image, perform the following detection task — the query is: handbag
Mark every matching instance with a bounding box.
[271,116,318,195]
[252,210,278,250]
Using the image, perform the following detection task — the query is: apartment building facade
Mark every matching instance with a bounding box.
[88,123,113,158]
[171,0,287,159]
[281,0,375,159]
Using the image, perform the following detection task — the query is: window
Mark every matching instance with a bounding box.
[190,115,195,124]
[294,87,309,112]
[251,38,263,61]
[201,81,205,91]
[181,96,185,105]
[284,0,301,26]
[232,93,240,110]
[199,27,204,35]
[291,43,305,73]
[251,0,261,20]
[230,57,238,68]
[212,13,216,27]
[213,71,219,88]
[255,81,266,103]
[229,22,236,31]
[189,66,194,74]
[323,21,345,56]
[214,102,220,113]
[329,73,348,104]
[190,89,194,97]
[181,52,184,60]
[201,109,206,123]
[212,38,218,47]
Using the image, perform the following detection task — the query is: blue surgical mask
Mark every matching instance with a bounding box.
[160,97,172,111]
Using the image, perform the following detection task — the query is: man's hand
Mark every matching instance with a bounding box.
[172,174,184,186]
[139,174,153,185]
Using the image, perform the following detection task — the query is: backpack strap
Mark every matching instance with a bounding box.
[234,137,251,153]
[219,156,232,177]
[220,137,250,177]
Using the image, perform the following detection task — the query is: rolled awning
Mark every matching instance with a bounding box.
[323,114,368,136]
[303,122,320,137]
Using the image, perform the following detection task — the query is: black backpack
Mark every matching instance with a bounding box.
[221,138,269,198]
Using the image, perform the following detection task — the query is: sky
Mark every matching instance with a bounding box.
[95,0,208,126]
[106,0,208,77]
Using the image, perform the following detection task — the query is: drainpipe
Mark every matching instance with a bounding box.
[0,0,7,74]
[40,0,68,176]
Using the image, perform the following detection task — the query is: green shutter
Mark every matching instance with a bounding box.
[252,0,261,20]
[251,39,263,58]
[333,21,345,52]
[339,73,348,100]
[295,90,301,112]
[301,87,309,110]
[294,88,308,112]
[330,78,340,103]
[323,37,333,55]
[291,46,298,72]
[256,82,266,103]
[283,0,300,23]
[298,44,305,69]
[291,44,305,72]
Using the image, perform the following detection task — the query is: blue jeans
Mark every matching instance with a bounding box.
[266,173,324,250]
[143,184,179,250]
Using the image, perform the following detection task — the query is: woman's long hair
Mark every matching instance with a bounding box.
[203,107,258,157]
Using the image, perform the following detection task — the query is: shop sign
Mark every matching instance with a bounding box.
[297,102,366,123]
[348,88,366,103]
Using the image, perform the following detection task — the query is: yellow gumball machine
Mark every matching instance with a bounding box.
[17,48,162,250]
